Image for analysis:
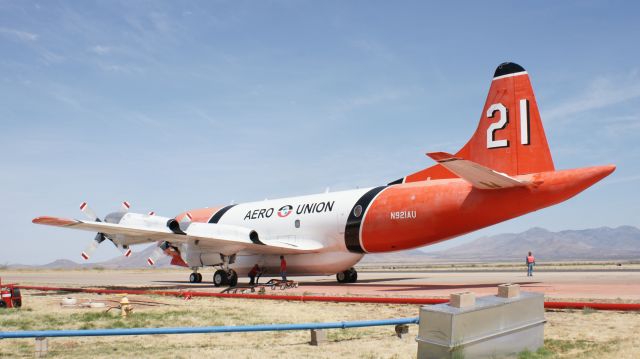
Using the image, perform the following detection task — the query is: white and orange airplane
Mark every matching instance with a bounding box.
[33,62,615,286]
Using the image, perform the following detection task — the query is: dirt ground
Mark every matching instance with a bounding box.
[1,290,639,358]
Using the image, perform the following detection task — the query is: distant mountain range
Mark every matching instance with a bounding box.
[9,245,171,269]
[9,226,640,269]
[364,225,640,263]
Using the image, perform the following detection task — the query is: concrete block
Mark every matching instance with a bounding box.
[497,283,520,298]
[395,324,409,338]
[417,292,545,359]
[35,337,48,358]
[449,292,475,308]
[310,329,326,346]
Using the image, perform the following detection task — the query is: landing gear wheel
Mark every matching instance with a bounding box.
[196,273,203,283]
[336,271,348,283]
[227,269,238,287]
[337,268,358,283]
[348,268,358,283]
[213,270,228,287]
[189,273,198,283]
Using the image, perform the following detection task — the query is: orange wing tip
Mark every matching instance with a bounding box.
[427,152,458,162]
[32,216,77,226]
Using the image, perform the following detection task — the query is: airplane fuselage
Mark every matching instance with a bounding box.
[178,165,613,277]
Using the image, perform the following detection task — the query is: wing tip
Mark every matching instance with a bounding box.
[32,216,77,226]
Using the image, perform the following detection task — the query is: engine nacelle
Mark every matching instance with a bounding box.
[185,222,260,244]
[116,212,175,230]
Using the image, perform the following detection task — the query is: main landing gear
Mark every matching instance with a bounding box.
[187,268,236,286]
[212,254,238,287]
[336,267,358,283]
[186,254,239,287]
[213,269,238,287]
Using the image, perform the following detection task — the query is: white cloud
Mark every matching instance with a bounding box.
[544,70,640,122]
[90,45,112,55]
[0,27,38,42]
[602,115,640,137]
[331,89,408,116]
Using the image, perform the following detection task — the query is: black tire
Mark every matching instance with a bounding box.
[0,300,6,308]
[336,271,348,283]
[196,273,203,283]
[227,270,238,287]
[348,268,358,283]
[12,300,21,308]
[213,270,227,287]
[189,273,198,283]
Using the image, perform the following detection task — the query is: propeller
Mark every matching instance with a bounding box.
[146,212,190,265]
[177,212,193,232]
[147,241,170,266]
[81,233,106,260]
[78,201,134,261]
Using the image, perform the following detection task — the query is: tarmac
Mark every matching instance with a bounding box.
[4,268,640,300]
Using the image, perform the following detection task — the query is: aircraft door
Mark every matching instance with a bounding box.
[337,210,347,235]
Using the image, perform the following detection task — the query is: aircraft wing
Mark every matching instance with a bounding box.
[32,216,324,254]
[427,152,529,189]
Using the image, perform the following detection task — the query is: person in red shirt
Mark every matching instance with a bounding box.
[248,263,262,285]
[280,255,287,281]
[526,251,536,277]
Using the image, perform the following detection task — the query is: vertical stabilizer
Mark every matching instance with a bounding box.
[393,62,555,184]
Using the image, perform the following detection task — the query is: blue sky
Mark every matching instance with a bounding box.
[1,1,639,264]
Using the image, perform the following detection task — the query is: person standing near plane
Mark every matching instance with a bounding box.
[280,255,287,281]
[248,263,262,285]
[526,251,536,276]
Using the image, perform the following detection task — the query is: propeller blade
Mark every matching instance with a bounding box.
[147,242,169,266]
[148,211,155,216]
[79,202,100,222]
[178,212,193,232]
[121,201,131,212]
[180,212,193,224]
[81,233,106,260]
[118,244,132,257]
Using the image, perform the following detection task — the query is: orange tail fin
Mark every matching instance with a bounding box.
[391,62,555,184]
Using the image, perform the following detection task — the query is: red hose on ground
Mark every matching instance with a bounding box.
[16,285,640,311]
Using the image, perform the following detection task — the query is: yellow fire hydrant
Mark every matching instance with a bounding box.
[120,295,133,318]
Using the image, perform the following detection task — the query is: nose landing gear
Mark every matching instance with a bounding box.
[189,272,202,283]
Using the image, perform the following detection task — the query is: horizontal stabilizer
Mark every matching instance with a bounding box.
[427,152,528,190]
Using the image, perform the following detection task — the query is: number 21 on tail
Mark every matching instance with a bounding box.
[486,99,530,149]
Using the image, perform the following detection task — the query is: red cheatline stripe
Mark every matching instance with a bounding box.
[81,252,89,260]
[80,202,87,210]
[12,286,640,311]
